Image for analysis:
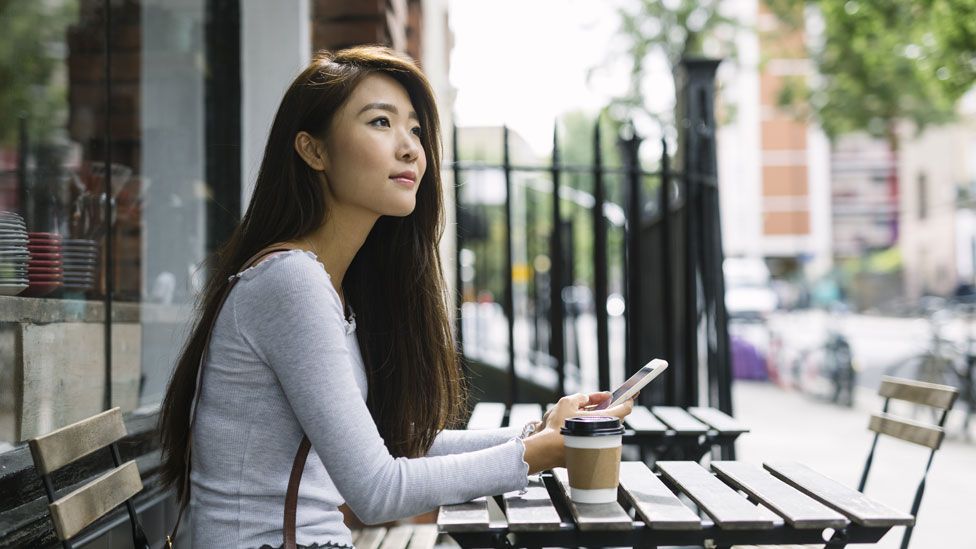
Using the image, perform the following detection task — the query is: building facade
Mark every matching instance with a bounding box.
[717,0,832,284]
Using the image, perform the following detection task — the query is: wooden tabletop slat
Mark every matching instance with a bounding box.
[354,527,388,549]
[467,402,506,430]
[508,404,544,429]
[624,405,669,434]
[437,496,491,532]
[618,461,702,530]
[657,461,775,530]
[551,468,634,532]
[405,524,438,549]
[502,474,562,531]
[763,462,915,527]
[711,461,848,529]
[377,525,413,549]
[651,407,710,434]
[689,407,750,434]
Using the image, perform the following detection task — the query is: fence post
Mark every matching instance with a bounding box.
[452,123,464,355]
[660,137,676,405]
[502,126,518,405]
[550,126,566,396]
[620,124,643,379]
[676,58,732,421]
[592,120,611,391]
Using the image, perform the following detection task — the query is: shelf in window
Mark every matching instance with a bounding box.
[0,296,192,324]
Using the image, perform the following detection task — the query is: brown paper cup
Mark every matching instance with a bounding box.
[561,416,624,503]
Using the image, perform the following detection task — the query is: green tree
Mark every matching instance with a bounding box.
[0,0,78,146]
[601,0,743,125]
[768,0,975,144]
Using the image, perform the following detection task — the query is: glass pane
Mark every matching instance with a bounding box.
[0,0,110,448]
[124,0,215,409]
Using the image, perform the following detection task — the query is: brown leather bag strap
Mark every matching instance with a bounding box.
[283,435,312,549]
[167,244,302,548]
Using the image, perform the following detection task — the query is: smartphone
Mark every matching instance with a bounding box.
[587,359,669,411]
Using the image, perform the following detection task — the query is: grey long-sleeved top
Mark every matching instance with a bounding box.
[190,249,529,548]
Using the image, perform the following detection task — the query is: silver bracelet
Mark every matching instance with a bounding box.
[519,420,541,439]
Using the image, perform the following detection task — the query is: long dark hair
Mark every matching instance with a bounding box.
[158,46,466,505]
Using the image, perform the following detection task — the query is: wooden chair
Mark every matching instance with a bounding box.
[858,376,959,549]
[28,407,150,549]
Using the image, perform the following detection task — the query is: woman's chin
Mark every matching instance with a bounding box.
[383,200,417,217]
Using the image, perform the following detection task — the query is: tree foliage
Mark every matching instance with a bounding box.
[0,0,78,147]
[605,0,742,125]
[767,0,976,142]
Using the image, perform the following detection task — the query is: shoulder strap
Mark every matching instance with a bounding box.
[167,244,304,549]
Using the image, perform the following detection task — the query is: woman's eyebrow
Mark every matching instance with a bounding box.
[358,102,419,121]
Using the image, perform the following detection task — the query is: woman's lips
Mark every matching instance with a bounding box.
[391,176,416,188]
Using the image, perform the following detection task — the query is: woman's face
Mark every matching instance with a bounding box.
[319,73,427,219]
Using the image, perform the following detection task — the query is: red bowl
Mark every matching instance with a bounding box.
[30,272,64,279]
[21,283,61,297]
[28,232,63,239]
[28,272,64,278]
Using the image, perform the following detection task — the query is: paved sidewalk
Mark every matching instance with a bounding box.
[732,381,976,548]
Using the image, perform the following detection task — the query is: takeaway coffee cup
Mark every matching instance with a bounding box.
[560,416,625,504]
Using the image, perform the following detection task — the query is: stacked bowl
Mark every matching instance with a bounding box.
[62,239,98,293]
[0,211,29,296]
[24,232,63,297]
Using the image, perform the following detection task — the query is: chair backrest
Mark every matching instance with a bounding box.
[28,407,149,549]
[859,376,959,549]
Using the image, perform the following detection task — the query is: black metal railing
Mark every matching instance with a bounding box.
[451,59,732,435]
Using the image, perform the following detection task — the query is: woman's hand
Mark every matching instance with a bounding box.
[521,392,636,474]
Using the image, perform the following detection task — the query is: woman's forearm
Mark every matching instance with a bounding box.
[521,429,562,475]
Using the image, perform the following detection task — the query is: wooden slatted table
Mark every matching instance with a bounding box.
[468,402,749,462]
[437,460,909,548]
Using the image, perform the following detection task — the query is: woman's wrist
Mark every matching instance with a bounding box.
[520,420,542,439]
[521,427,561,475]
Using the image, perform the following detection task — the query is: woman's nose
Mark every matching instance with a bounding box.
[398,132,421,162]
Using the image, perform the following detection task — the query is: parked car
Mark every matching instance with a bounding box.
[724,257,778,321]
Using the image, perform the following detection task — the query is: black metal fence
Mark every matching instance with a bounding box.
[452,59,734,424]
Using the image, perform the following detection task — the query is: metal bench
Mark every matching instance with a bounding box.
[437,460,912,548]
[349,524,439,549]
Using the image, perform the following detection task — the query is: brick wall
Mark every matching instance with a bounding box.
[311,0,422,61]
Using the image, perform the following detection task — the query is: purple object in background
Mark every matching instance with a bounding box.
[731,335,767,380]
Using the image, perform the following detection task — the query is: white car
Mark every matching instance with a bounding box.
[724,257,779,320]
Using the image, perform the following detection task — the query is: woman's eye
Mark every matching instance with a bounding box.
[370,117,391,127]
[412,126,423,137]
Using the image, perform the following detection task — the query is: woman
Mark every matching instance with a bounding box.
[158,45,634,549]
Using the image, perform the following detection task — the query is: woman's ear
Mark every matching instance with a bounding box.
[294,131,329,171]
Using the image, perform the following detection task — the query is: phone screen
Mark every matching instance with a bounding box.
[590,360,666,410]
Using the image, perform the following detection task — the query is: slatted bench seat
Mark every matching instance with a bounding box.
[350,524,439,549]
